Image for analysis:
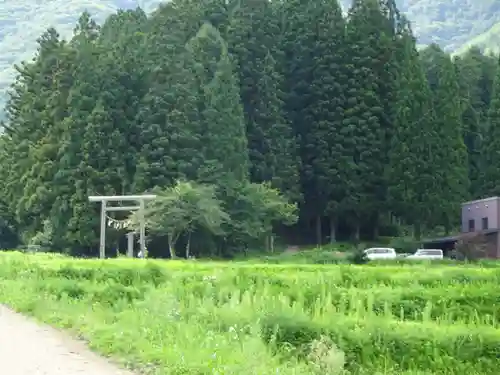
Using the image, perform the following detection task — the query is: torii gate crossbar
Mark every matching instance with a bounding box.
[88,195,156,259]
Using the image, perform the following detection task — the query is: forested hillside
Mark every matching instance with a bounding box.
[0,0,498,257]
[0,0,498,117]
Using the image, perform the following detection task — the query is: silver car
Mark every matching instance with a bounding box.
[363,247,397,260]
[407,249,443,260]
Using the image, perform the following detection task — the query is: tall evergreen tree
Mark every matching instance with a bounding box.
[281,0,353,243]
[387,31,436,238]
[186,22,249,185]
[454,47,497,125]
[134,52,202,191]
[461,103,482,196]
[481,56,500,198]
[421,44,469,232]
[133,3,200,191]
[227,0,301,201]
[344,0,407,237]
[48,12,104,250]
[2,28,71,242]
[343,0,388,239]
[302,0,349,243]
[97,8,150,193]
[454,47,497,197]
[280,0,322,241]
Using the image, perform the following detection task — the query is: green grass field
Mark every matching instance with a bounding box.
[1,251,499,374]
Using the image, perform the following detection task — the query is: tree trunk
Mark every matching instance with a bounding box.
[444,220,451,236]
[168,235,176,259]
[270,234,274,253]
[353,222,360,242]
[414,222,422,240]
[315,216,322,246]
[185,231,191,259]
[372,214,379,240]
[329,217,336,244]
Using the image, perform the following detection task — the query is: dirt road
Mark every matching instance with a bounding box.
[0,305,136,375]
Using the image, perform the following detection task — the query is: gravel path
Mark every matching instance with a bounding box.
[0,305,136,375]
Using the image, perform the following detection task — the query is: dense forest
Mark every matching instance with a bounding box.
[0,0,498,257]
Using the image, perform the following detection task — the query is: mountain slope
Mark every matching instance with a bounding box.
[0,0,499,113]
[0,0,163,110]
[397,0,500,53]
[339,0,500,52]
[455,22,500,54]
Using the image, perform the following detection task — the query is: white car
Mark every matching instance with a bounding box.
[363,247,397,260]
[407,249,443,260]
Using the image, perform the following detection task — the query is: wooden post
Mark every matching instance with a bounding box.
[127,232,134,257]
[139,199,146,258]
[100,200,107,259]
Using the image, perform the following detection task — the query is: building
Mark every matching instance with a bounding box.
[422,197,500,258]
[461,196,499,233]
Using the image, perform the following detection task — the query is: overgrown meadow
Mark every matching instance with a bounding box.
[1,251,499,374]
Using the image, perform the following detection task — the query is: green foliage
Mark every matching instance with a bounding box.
[387,32,436,237]
[1,0,500,255]
[342,0,400,238]
[343,0,500,53]
[259,250,350,265]
[387,236,422,254]
[2,252,500,374]
[481,56,500,197]
[219,181,299,250]
[28,219,54,249]
[453,47,496,197]
[131,180,229,258]
[420,44,469,230]
[130,180,298,258]
[1,0,496,105]
[0,0,498,122]
[186,22,250,184]
[293,0,349,241]
[227,0,301,201]
[347,247,369,264]
[455,22,500,55]
[0,200,19,249]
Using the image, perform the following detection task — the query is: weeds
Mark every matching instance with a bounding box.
[0,251,499,374]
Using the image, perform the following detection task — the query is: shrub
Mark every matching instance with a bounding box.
[347,248,368,264]
[387,237,421,254]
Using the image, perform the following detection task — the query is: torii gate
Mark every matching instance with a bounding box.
[88,195,156,259]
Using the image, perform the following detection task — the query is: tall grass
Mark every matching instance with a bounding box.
[0,251,499,374]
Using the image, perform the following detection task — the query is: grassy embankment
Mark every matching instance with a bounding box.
[0,251,499,374]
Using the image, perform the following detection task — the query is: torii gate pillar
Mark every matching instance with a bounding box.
[88,195,156,259]
[126,232,134,257]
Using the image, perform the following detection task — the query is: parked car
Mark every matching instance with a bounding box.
[363,247,397,260]
[406,249,443,260]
